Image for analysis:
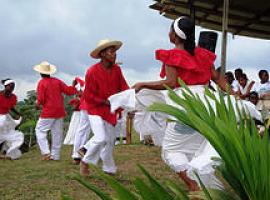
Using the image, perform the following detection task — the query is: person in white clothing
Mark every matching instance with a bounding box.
[0,79,24,160]
[34,61,78,161]
[237,73,255,100]
[80,39,129,176]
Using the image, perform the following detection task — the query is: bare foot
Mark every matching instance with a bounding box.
[178,171,200,191]
[42,154,51,161]
[80,161,90,177]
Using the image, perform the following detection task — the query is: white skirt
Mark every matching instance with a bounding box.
[162,85,261,188]
[64,111,81,145]
[134,89,167,146]
[0,114,24,159]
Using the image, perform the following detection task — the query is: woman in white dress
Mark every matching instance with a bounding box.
[0,79,24,159]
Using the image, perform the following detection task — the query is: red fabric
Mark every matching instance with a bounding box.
[36,77,77,118]
[84,62,129,125]
[0,93,17,114]
[79,96,87,110]
[75,77,85,87]
[156,47,216,86]
[69,98,80,111]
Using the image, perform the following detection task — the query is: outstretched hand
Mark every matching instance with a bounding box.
[72,79,78,87]
[131,82,144,93]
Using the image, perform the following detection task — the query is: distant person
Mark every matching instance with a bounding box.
[0,79,24,159]
[237,73,255,100]
[80,39,129,176]
[248,91,259,106]
[252,70,270,116]
[232,68,243,91]
[225,71,238,92]
[34,61,78,161]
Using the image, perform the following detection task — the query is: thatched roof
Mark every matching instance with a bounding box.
[150,0,270,40]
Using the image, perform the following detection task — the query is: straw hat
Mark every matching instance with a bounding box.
[33,61,57,75]
[90,39,122,59]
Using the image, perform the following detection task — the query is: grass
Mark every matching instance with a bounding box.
[0,134,182,200]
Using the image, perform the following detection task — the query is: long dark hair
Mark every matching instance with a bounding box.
[174,16,195,55]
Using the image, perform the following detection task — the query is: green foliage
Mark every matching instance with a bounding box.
[149,80,270,200]
[71,165,234,200]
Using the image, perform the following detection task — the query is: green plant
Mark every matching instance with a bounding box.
[70,165,233,200]
[149,80,270,200]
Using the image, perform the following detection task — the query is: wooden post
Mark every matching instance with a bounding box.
[126,112,135,144]
[221,0,229,76]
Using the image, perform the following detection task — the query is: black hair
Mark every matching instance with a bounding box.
[239,73,248,80]
[1,78,12,85]
[234,68,243,74]
[41,74,50,78]
[258,70,268,78]
[249,91,259,98]
[174,16,195,55]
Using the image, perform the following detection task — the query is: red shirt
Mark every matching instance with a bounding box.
[84,62,129,125]
[0,92,17,114]
[36,77,77,118]
[156,47,216,86]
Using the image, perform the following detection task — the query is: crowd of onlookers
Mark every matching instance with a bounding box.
[224,68,270,120]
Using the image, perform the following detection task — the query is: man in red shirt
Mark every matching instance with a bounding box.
[34,61,78,160]
[80,39,129,176]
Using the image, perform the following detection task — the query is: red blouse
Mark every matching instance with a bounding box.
[0,92,17,114]
[84,62,129,125]
[156,47,216,86]
[36,77,77,118]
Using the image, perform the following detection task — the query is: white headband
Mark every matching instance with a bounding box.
[173,17,187,40]
[3,80,15,86]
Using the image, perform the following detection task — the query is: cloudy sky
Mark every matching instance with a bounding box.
[1,0,270,100]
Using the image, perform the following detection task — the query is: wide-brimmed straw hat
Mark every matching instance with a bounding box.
[33,61,57,75]
[90,39,122,59]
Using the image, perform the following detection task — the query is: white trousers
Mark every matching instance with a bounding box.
[35,118,63,160]
[115,117,126,138]
[72,110,91,159]
[82,115,117,173]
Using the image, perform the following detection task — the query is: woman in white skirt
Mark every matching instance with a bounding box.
[132,16,231,191]
[64,94,81,145]
[0,79,24,160]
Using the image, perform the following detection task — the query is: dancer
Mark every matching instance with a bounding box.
[0,79,24,159]
[80,39,129,176]
[63,92,82,145]
[34,61,78,160]
[132,16,230,191]
[71,94,92,164]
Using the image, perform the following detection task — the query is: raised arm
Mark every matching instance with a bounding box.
[60,80,77,96]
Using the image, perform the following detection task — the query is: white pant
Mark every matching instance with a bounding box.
[115,117,126,139]
[72,110,91,159]
[35,118,63,160]
[82,115,117,173]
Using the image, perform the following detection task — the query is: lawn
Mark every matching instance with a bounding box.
[0,137,182,200]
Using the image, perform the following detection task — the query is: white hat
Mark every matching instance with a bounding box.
[90,39,122,59]
[33,61,57,75]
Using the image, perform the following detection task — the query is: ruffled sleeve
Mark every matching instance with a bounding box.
[156,48,216,80]
[156,49,197,78]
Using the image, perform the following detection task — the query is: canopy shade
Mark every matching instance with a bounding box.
[150,0,270,40]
